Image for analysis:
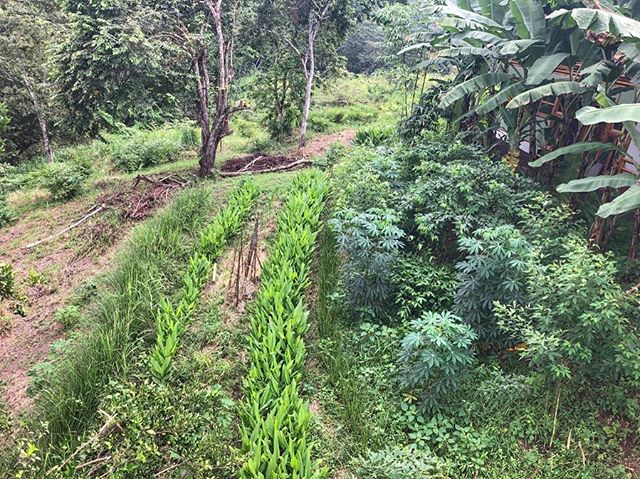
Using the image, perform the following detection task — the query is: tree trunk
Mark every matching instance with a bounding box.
[24,77,53,163]
[629,209,640,260]
[199,0,241,178]
[299,26,315,148]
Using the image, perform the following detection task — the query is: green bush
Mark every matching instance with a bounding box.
[354,126,395,147]
[0,194,15,228]
[454,225,534,347]
[179,123,200,148]
[496,238,640,382]
[0,263,15,300]
[398,84,450,143]
[315,142,348,172]
[330,208,404,320]
[392,255,457,321]
[41,160,91,201]
[404,140,536,254]
[399,311,476,410]
[356,446,446,478]
[308,112,333,133]
[55,305,81,329]
[112,136,183,172]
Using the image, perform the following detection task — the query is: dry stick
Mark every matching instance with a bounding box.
[578,441,587,466]
[219,159,312,177]
[235,230,244,307]
[24,204,108,249]
[239,155,264,173]
[549,388,561,449]
[154,462,183,477]
[245,217,259,277]
[51,411,117,473]
[74,455,112,470]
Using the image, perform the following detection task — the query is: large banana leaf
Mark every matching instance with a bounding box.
[438,46,497,58]
[433,5,506,30]
[557,173,638,193]
[548,8,640,39]
[476,82,525,114]
[440,72,514,108]
[477,0,507,24]
[499,39,541,55]
[576,104,640,124]
[506,82,587,109]
[579,61,614,89]
[529,142,622,167]
[598,184,640,217]
[450,30,504,45]
[510,0,546,39]
[526,53,570,85]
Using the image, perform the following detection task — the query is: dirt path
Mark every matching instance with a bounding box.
[296,129,356,158]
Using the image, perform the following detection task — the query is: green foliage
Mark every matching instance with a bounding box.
[454,225,533,347]
[399,311,476,410]
[0,195,15,228]
[240,170,328,479]
[45,379,235,478]
[398,85,449,143]
[36,185,217,447]
[331,208,404,320]
[354,126,395,147]
[111,132,185,172]
[40,160,91,201]
[179,123,200,148]
[404,140,536,252]
[54,305,81,329]
[355,446,446,479]
[392,255,457,322]
[0,263,15,299]
[496,238,640,381]
[315,142,348,172]
[150,181,259,380]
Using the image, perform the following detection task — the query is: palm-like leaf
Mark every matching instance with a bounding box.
[529,142,623,167]
[506,82,587,109]
[557,173,638,193]
[440,72,514,108]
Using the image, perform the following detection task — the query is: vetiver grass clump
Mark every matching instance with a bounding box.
[240,170,329,478]
[150,181,260,380]
[35,185,218,447]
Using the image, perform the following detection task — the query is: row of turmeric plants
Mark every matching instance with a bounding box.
[149,180,260,380]
[240,170,329,478]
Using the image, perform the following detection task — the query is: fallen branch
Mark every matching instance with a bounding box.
[239,155,264,173]
[24,204,108,249]
[219,159,312,177]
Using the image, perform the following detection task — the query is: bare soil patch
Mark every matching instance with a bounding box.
[0,174,191,415]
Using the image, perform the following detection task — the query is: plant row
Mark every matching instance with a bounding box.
[150,180,260,380]
[240,171,328,479]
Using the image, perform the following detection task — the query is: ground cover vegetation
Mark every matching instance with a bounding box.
[2,0,640,477]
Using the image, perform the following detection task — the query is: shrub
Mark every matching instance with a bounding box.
[453,225,534,347]
[399,311,476,410]
[0,195,15,228]
[496,238,640,382]
[0,263,15,299]
[112,136,183,172]
[405,142,536,251]
[398,83,450,143]
[55,305,81,329]
[333,147,403,212]
[356,446,446,478]
[354,126,395,147]
[392,255,457,321]
[308,112,333,133]
[315,142,348,172]
[330,208,404,320]
[179,123,200,148]
[41,160,91,201]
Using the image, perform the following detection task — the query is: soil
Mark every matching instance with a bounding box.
[0,174,189,416]
[221,128,357,174]
[220,153,296,173]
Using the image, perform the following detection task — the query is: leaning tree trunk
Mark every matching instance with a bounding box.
[24,76,53,163]
[630,209,640,260]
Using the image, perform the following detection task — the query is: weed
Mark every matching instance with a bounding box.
[54,305,81,329]
[0,263,14,299]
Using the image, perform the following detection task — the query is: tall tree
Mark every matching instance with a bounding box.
[0,0,64,163]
